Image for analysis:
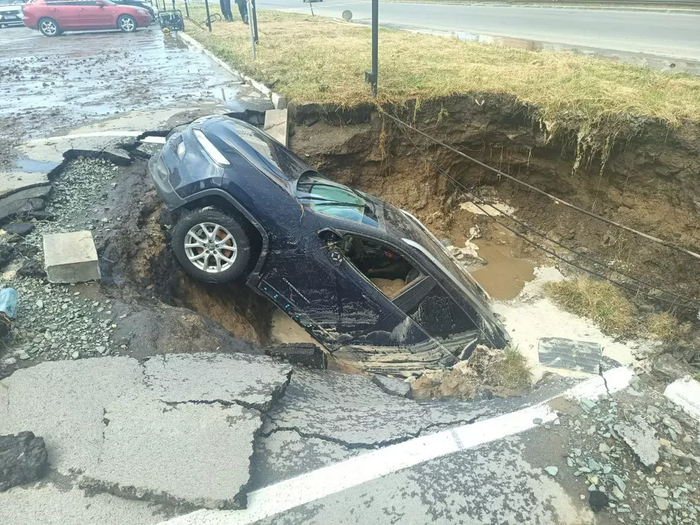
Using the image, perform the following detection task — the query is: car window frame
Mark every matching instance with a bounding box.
[334,231,429,304]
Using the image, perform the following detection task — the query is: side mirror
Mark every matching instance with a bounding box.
[317,228,341,245]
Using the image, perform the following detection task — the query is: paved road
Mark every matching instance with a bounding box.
[256,0,700,60]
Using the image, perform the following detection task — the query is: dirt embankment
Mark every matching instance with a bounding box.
[290,95,700,314]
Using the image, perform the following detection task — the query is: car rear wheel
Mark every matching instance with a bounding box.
[117,14,137,32]
[38,17,60,37]
[171,208,253,284]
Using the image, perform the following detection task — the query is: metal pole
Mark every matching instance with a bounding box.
[247,0,256,59]
[251,0,258,42]
[365,0,378,96]
[183,0,189,18]
[204,0,212,31]
[171,0,175,10]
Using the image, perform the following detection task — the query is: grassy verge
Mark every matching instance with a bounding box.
[185,9,700,129]
[544,277,693,343]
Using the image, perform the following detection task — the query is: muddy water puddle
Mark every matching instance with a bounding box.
[469,240,536,300]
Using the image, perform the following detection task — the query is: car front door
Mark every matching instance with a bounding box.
[77,0,112,28]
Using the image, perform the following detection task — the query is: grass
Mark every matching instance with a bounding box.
[544,278,635,336]
[484,346,533,390]
[646,313,692,343]
[185,9,700,130]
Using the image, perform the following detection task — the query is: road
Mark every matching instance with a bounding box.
[256,0,700,61]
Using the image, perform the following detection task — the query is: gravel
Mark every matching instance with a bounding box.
[1,159,123,367]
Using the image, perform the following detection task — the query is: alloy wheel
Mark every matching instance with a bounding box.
[184,222,238,273]
[120,17,135,31]
[41,20,57,35]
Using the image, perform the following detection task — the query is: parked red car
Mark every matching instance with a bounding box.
[22,0,152,37]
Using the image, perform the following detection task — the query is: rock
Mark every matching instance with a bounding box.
[653,487,669,498]
[17,351,30,360]
[264,343,327,370]
[682,435,693,444]
[16,259,46,279]
[662,416,683,435]
[533,418,543,425]
[614,415,660,467]
[371,374,411,398]
[599,442,611,453]
[659,438,671,447]
[3,223,35,237]
[544,466,558,476]
[0,431,48,491]
[612,486,625,500]
[655,497,669,511]
[0,244,15,270]
[71,351,80,359]
[589,491,609,512]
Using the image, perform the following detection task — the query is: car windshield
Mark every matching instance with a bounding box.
[296,174,379,227]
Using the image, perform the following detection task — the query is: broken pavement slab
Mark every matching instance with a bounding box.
[614,414,660,467]
[143,353,292,411]
[538,337,603,374]
[0,354,292,509]
[0,171,51,221]
[664,376,700,425]
[43,230,101,283]
[263,108,289,146]
[82,398,259,510]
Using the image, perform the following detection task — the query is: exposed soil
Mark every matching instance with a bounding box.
[290,95,700,318]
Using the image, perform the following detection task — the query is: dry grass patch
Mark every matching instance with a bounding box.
[484,346,532,391]
[645,313,692,343]
[186,9,700,128]
[544,277,635,337]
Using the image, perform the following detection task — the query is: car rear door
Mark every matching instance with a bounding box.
[45,0,81,29]
[77,0,112,28]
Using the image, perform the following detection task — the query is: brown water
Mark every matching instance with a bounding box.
[470,241,536,300]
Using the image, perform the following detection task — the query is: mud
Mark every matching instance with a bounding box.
[290,95,700,316]
[97,159,274,347]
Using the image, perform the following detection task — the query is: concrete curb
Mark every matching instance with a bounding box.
[176,31,288,110]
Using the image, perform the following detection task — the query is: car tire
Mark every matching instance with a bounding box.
[171,208,253,284]
[38,17,60,37]
[117,14,137,33]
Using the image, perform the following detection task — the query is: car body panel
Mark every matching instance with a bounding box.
[22,0,151,32]
[150,116,510,374]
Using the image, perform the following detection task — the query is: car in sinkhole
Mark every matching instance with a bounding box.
[149,115,510,373]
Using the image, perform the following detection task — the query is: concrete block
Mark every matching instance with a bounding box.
[538,337,602,374]
[43,231,101,283]
[264,108,289,146]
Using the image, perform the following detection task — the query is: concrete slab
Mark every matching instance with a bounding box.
[143,353,292,411]
[43,231,101,283]
[264,109,289,146]
[0,357,145,473]
[83,397,260,510]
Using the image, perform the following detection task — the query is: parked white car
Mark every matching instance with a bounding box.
[0,0,23,28]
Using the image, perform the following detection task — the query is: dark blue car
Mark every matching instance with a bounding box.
[149,116,509,373]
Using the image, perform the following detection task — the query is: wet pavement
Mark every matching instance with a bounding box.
[0,26,243,168]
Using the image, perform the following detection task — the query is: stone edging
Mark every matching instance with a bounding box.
[176,31,288,110]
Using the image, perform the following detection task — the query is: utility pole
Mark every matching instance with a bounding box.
[247,0,256,59]
[204,0,212,31]
[365,0,378,97]
[183,0,189,18]
[251,0,258,42]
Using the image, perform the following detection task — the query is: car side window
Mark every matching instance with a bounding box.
[341,235,422,299]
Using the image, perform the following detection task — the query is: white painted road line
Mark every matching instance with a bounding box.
[161,367,634,525]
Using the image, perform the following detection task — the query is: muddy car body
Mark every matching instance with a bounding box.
[150,116,509,373]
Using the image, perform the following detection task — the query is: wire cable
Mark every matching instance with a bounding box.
[396,125,698,311]
[381,110,700,262]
